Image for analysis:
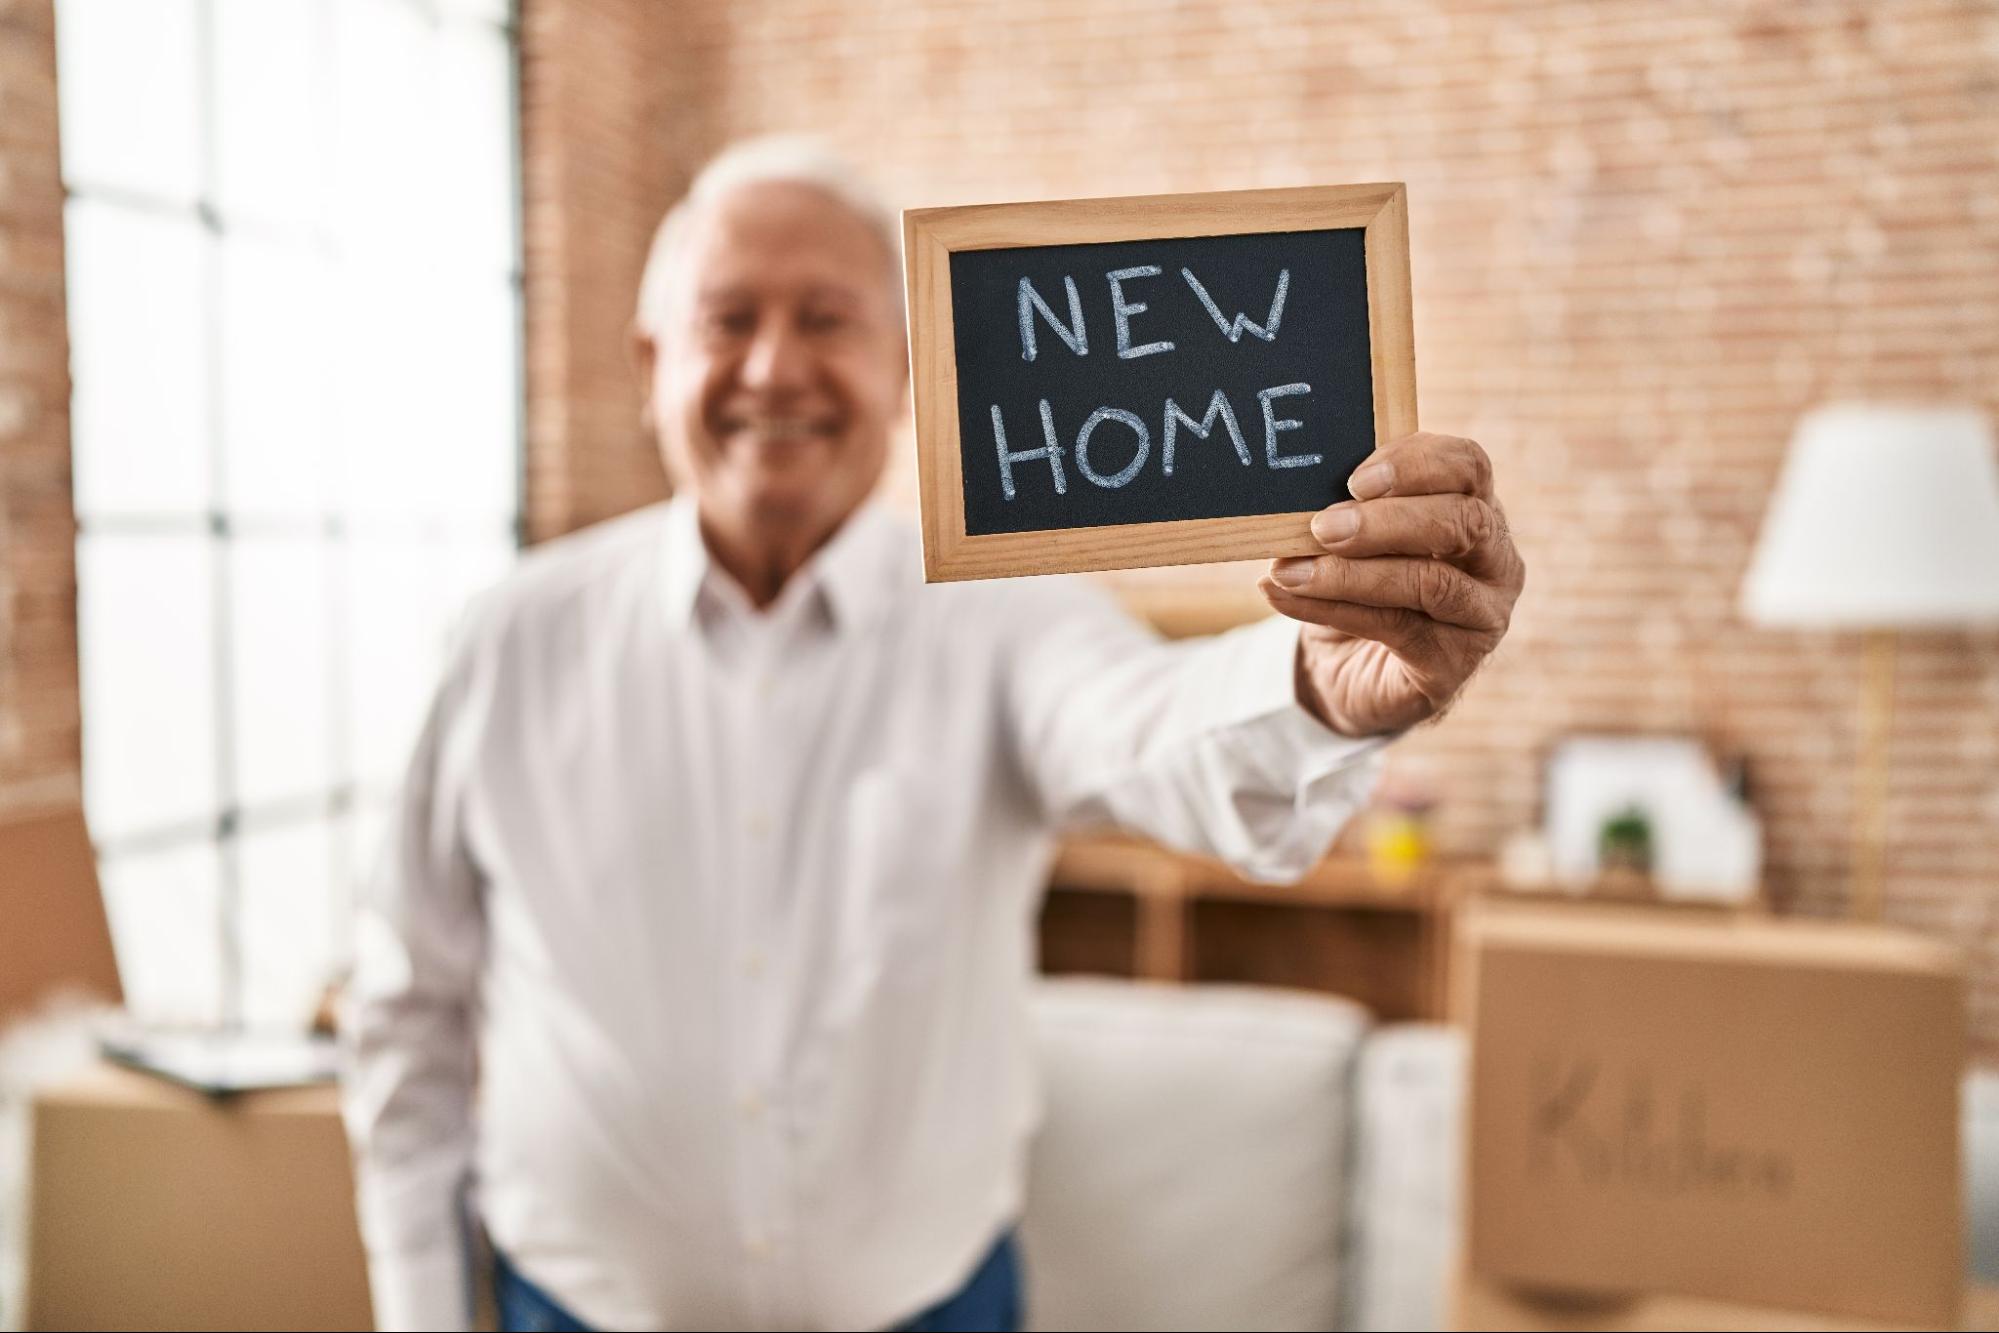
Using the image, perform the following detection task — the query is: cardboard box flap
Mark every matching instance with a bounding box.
[1466,903,1963,975]
[0,807,121,1026]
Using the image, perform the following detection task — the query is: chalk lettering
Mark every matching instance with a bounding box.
[1106,265,1176,361]
[1182,266,1290,343]
[1162,390,1250,476]
[991,400,1068,500]
[1075,407,1151,489]
[997,384,1321,497]
[1257,383,1319,469]
[1017,276,1087,362]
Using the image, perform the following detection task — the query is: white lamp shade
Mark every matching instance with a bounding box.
[1740,404,1999,628]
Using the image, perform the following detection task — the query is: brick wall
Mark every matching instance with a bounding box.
[0,0,81,818]
[520,1,1999,1048]
[519,0,672,543]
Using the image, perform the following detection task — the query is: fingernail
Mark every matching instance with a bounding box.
[1270,558,1314,588]
[1312,505,1360,545]
[1349,461,1394,499]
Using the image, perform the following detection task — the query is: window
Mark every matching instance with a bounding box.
[57,0,522,1030]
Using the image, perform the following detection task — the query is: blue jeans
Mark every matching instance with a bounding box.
[493,1230,1023,1332]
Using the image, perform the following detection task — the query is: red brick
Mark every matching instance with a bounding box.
[0,0,77,801]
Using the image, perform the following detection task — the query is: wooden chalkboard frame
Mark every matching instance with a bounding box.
[903,183,1417,582]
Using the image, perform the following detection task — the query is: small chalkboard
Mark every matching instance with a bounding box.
[904,184,1416,581]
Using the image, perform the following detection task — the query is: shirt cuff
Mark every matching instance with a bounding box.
[1171,614,1392,882]
[1214,612,1399,775]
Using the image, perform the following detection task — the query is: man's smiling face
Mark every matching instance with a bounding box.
[639,179,906,572]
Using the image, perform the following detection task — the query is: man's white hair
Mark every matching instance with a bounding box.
[634,135,902,337]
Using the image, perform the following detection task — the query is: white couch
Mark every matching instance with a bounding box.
[1021,977,1996,1333]
[1020,979,1462,1332]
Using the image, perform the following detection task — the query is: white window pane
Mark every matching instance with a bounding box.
[237,817,336,1032]
[334,262,444,518]
[429,277,520,520]
[55,0,201,203]
[219,236,335,516]
[346,798,393,882]
[338,797,393,941]
[334,0,436,257]
[213,0,330,229]
[228,536,333,808]
[331,267,417,518]
[438,532,515,619]
[99,840,223,1028]
[79,532,218,840]
[436,20,516,275]
[343,536,448,788]
[65,201,210,518]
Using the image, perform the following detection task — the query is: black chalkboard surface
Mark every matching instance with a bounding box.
[904,184,1416,581]
[950,228,1374,537]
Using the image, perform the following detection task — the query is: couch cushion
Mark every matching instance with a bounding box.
[1343,1023,1464,1332]
[1966,1070,1999,1284]
[1021,978,1370,1332]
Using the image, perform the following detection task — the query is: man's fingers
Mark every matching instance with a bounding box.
[1257,582,1442,658]
[1347,431,1495,502]
[1267,553,1508,632]
[1309,493,1509,572]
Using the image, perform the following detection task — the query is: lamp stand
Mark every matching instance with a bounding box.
[1850,628,1898,922]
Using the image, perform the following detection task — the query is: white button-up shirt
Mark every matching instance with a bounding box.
[340,496,1384,1332]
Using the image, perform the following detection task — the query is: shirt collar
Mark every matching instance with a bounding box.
[658,493,907,636]
[658,495,709,630]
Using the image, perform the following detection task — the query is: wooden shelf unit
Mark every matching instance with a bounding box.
[1038,833,1468,1022]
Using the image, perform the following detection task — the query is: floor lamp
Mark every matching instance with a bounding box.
[1740,404,1999,921]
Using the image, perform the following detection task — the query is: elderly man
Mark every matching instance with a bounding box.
[342,139,1523,1333]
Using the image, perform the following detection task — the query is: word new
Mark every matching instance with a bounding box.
[991,264,1320,499]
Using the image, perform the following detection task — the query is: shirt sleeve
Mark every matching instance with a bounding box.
[339,621,489,1333]
[1000,575,1389,883]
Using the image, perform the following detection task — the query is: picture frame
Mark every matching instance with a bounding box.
[901,183,1418,582]
[1538,732,1762,902]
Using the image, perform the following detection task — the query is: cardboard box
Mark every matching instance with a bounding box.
[1462,904,1964,1329]
[25,1061,372,1331]
[0,807,121,1025]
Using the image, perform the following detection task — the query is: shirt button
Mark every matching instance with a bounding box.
[745,1233,771,1259]
[739,1090,765,1120]
[746,811,772,839]
[742,949,767,978]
